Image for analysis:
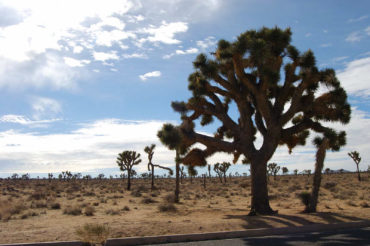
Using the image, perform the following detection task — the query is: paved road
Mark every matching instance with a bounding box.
[146,227,370,246]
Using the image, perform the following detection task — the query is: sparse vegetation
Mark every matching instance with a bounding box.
[75,223,110,246]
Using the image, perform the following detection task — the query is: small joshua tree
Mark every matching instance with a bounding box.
[282,167,289,175]
[144,144,173,190]
[267,163,280,180]
[187,165,198,183]
[294,169,298,176]
[218,162,231,183]
[179,165,186,184]
[208,164,211,178]
[324,167,331,175]
[117,151,141,190]
[348,151,361,181]
[214,163,224,183]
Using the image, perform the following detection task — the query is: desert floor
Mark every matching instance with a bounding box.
[0,173,369,244]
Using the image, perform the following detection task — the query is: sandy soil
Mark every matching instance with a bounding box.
[0,173,369,244]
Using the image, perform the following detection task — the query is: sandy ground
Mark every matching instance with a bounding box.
[0,173,369,244]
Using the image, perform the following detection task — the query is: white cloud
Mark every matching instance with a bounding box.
[348,15,368,23]
[163,47,198,59]
[140,21,188,44]
[122,53,147,59]
[196,36,217,50]
[63,57,90,67]
[0,119,174,174]
[30,96,62,120]
[320,43,332,47]
[366,26,370,36]
[139,70,161,81]
[345,31,362,42]
[0,114,60,127]
[305,33,312,37]
[0,53,80,90]
[337,56,370,97]
[93,51,119,62]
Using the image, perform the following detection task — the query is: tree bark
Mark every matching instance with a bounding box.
[174,151,180,203]
[249,158,276,215]
[127,170,131,191]
[151,166,155,190]
[356,164,361,181]
[308,138,328,213]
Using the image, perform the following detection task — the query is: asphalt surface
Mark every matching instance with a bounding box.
[146,227,370,246]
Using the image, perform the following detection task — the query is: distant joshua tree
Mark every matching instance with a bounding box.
[267,163,280,180]
[348,151,362,181]
[294,169,298,176]
[48,173,53,182]
[179,165,185,184]
[117,151,141,190]
[144,144,173,190]
[282,167,289,175]
[208,164,211,178]
[187,165,198,183]
[213,163,224,183]
[219,162,231,183]
[324,168,331,175]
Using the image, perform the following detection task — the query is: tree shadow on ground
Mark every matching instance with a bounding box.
[224,212,365,230]
[240,227,370,246]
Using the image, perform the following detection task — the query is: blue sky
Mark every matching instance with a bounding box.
[0,0,369,178]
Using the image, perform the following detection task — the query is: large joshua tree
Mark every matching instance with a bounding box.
[144,144,173,190]
[159,27,351,215]
[117,151,141,191]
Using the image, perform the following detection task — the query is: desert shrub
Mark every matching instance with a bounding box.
[0,200,26,221]
[28,191,46,201]
[163,193,175,203]
[131,190,142,197]
[63,205,82,215]
[141,197,156,204]
[298,191,311,211]
[158,203,177,212]
[346,201,357,207]
[323,182,336,189]
[84,206,95,216]
[49,202,61,210]
[31,201,48,208]
[83,191,96,197]
[360,201,369,208]
[122,205,130,211]
[105,209,120,215]
[75,223,110,246]
[287,184,302,192]
[93,202,99,207]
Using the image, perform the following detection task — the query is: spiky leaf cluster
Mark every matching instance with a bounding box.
[167,27,350,166]
[117,151,141,172]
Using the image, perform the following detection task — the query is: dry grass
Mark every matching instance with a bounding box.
[0,173,369,244]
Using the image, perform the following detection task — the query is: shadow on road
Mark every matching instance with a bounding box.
[240,227,370,246]
[224,211,364,229]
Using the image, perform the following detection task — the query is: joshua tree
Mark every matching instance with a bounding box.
[267,163,280,180]
[282,167,289,175]
[117,151,141,190]
[324,167,331,175]
[159,27,350,215]
[48,173,53,182]
[187,165,198,183]
[294,169,298,176]
[213,163,224,183]
[348,151,361,181]
[157,124,188,203]
[179,165,185,183]
[208,164,212,178]
[218,162,231,183]
[144,144,173,190]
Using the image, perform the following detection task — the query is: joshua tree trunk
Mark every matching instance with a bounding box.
[174,151,180,203]
[223,172,227,183]
[308,138,328,213]
[356,164,361,181]
[249,157,275,215]
[127,169,131,191]
[151,166,155,190]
